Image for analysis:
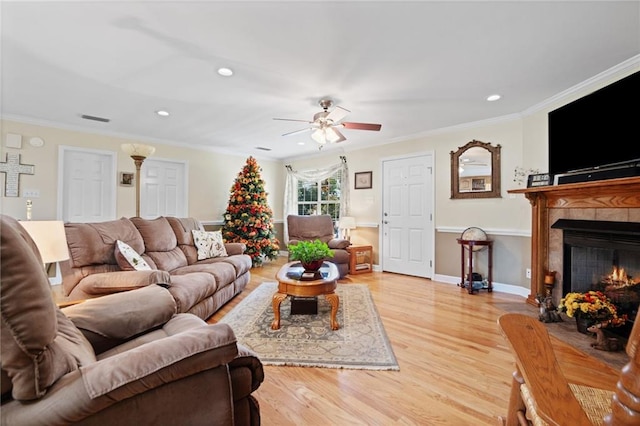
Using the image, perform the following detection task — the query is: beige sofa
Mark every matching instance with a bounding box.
[61,216,252,320]
[1,214,263,426]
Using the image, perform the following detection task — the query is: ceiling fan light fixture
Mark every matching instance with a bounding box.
[311,129,328,145]
[311,127,341,145]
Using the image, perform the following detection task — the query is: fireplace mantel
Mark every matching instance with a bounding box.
[508,176,640,305]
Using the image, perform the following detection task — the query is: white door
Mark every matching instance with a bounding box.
[141,158,188,218]
[58,146,116,223]
[381,153,434,278]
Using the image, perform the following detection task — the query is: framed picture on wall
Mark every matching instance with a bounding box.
[354,171,372,189]
[119,172,134,187]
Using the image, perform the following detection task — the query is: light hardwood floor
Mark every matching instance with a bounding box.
[208,257,623,425]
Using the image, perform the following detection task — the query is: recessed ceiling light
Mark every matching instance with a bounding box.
[297,142,305,146]
[217,67,233,77]
[156,110,170,117]
[487,94,501,102]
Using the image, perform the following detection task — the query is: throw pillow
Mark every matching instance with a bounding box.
[114,240,152,271]
[192,230,228,260]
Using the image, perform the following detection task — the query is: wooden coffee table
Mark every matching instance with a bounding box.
[272,261,340,330]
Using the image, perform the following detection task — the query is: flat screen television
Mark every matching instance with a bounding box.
[548,70,640,176]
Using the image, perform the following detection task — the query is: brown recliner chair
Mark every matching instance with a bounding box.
[286,214,351,278]
[0,214,264,426]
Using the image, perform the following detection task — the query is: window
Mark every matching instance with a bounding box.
[296,170,342,222]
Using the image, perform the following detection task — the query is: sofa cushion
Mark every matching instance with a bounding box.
[166,273,220,313]
[1,215,96,401]
[115,240,152,271]
[62,285,176,345]
[130,217,188,271]
[192,229,228,260]
[166,216,203,264]
[65,218,144,268]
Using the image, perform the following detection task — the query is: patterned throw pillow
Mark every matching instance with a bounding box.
[192,230,228,260]
[114,240,152,271]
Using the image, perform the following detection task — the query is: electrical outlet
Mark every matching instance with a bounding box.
[526,268,532,279]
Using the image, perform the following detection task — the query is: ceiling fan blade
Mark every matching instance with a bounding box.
[326,105,350,123]
[282,128,311,137]
[273,118,313,123]
[333,128,347,143]
[341,122,382,131]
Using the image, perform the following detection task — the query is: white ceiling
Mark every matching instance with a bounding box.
[2,1,639,161]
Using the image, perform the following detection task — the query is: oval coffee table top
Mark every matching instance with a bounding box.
[276,261,339,297]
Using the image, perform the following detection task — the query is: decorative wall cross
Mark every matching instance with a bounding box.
[0,153,35,197]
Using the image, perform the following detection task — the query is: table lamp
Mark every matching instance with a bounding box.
[339,216,356,241]
[20,220,69,283]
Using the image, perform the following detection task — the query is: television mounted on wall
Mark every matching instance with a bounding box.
[548,70,640,179]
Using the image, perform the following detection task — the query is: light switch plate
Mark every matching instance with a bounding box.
[5,133,22,149]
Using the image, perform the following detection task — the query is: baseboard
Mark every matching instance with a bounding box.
[433,274,530,298]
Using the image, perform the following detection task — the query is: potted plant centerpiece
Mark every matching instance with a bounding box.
[288,239,334,272]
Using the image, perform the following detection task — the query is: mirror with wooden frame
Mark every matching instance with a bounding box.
[450,140,501,199]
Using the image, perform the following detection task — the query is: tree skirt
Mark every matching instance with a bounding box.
[219,282,399,370]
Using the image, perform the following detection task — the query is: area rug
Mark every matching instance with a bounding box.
[219,282,399,370]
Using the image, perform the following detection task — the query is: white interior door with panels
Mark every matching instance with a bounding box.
[381,153,434,278]
[140,158,188,219]
[58,146,116,223]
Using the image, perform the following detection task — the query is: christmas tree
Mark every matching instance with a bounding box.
[222,156,280,266]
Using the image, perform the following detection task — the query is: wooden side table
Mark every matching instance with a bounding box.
[346,245,373,275]
[457,238,493,294]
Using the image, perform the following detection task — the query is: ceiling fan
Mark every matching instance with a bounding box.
[274,99,382,146]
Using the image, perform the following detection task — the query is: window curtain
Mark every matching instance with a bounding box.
[283,156,350,242]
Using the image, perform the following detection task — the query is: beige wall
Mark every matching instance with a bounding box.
[1,64,635,291]
[0,120,284,223]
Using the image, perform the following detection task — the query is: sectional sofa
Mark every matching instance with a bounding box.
[60,216,252,320]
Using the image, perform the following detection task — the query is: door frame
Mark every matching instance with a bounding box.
[379,151,435,278]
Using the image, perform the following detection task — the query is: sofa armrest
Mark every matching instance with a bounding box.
[328,238,350,249]
[224,242,247,256]
[229,343,265,394]
[75,270,171,296]
[62,285,176,341]
[81,322,238,399]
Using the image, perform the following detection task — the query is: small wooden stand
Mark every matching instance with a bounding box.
[457,239,493,294]
[347,245,373,275]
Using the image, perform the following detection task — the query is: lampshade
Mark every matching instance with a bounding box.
[339,216,356,230]
[311,128,341,145]
[121,143,156,158]
[20,221,69,264]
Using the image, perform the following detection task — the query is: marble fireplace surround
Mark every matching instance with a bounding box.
[509,176,640,306]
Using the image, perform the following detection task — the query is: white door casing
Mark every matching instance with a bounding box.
[381,153,434,278]
[140,158,188,219]
[58,146,117,223]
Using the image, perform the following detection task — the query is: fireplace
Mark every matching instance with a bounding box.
[551,219,640,294]
[552,219,640,337]
[508,177,640,306]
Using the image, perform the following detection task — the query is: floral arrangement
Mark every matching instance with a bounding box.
[558,290,626,326]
